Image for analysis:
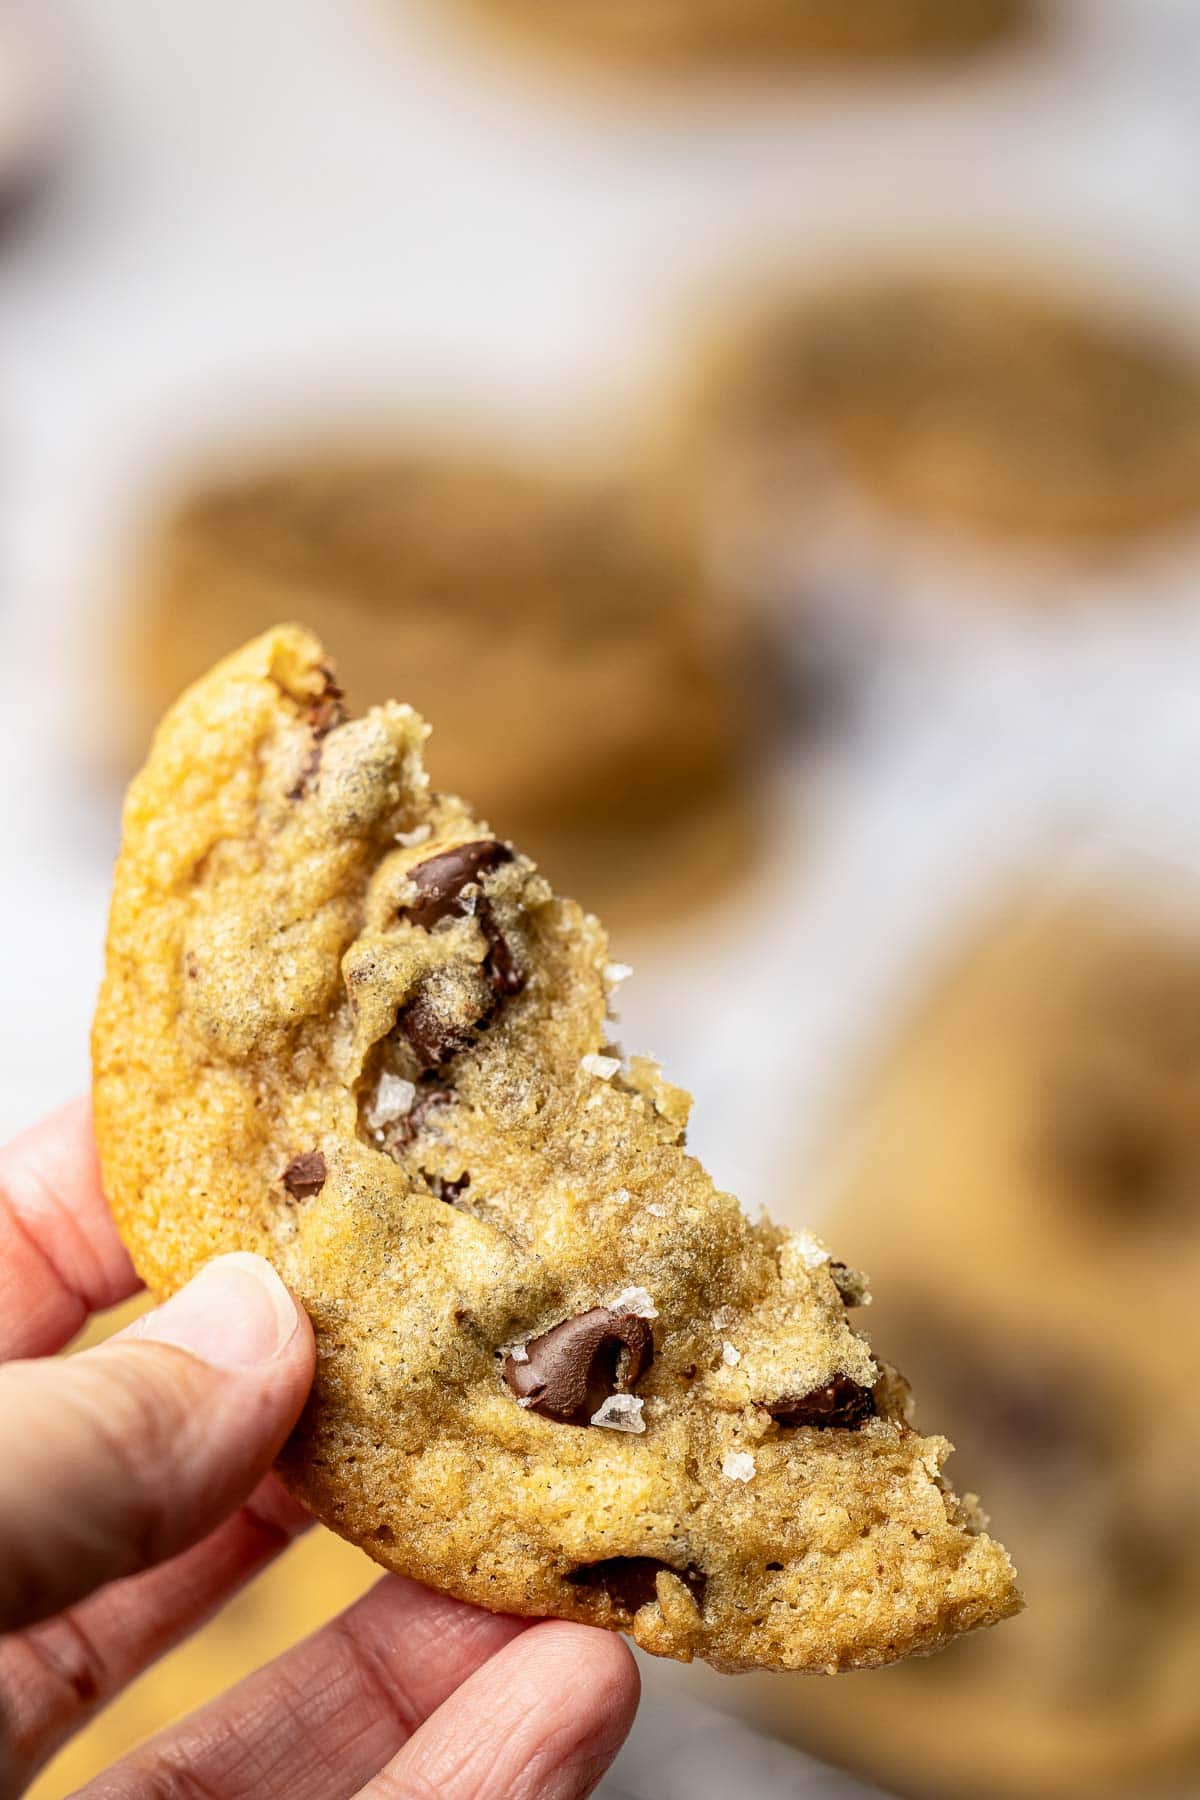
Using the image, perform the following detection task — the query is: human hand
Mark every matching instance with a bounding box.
[0,1099,640,1799]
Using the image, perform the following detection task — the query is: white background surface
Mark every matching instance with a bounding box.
[4,1,1200,1792]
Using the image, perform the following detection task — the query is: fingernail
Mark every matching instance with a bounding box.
[133,1253,301,1369]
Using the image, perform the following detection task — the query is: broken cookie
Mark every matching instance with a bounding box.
[92,625,1019,1672]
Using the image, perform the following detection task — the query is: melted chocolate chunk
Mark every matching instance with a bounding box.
[282,1150,327,1200]
[504,1308,654,1425]
[403,840,526,1000]
[406,841,513,929]
[426,1170,470,1203]
[289,674,347,799]
[479,901,526,997]
[393,1086,453,1150]
[567,1557,707,1617]
[766,1374,877,1430]
[396,980,497,1069]
[308,667,346,735]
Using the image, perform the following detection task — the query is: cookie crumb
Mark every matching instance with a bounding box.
[591,1394,646,1433]
[581,1052,621,1079]
[722,1451,756,1483]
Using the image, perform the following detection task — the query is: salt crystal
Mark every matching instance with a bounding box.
[612,1187,632,1204]
[645,1203,666,1218]
[604,961,634,987]
[591,1394,645,1433]
[611,1286,657,1320]
[796,1231,831,1269]
[503,1343,530,1364]
[711,1307,734,1331]
[722,1451,756,1483]
[365,1072,416,1130]
[395,823,432,847]
[581,1053,620,1080]
[722,1342,741,1367]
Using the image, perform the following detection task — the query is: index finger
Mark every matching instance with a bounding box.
[0,1098,140,1362]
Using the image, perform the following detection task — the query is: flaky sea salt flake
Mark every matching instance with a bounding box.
[722,1342,741,1367]
[611,1286,657,1320]
[365,1073,417,1130]
[604,961,634,987]
[722,1451,756,1483]
[581,1053,621,1080]
[796,1231,831,1269]
[394,823,432,847]
[591,1394,645,1433]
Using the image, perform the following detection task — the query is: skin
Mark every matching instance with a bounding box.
[0,1099,641,1800]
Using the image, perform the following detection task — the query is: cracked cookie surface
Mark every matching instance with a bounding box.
[92,625,1019,1672]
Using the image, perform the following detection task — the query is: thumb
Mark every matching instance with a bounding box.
[0,1253,315,1632]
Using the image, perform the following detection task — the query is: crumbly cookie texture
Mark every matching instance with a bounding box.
[92,626,1019,1672]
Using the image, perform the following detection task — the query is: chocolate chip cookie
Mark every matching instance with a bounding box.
[459,0,1024,69]
[115,449,764,928]
[734,891,1200,1786]
[685,272,1200,576]
[92,625,1020,1673]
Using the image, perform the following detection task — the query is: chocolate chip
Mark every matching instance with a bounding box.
[403,840,526,1000]
[504,1308,654,1425]
[288,675,347,799]
[393,1086,452,1149]
[766,1374,877,1430]
[426,1170,470,1203]
[406,840,513,930]
[282,1150,326,1200]
[308,669,346,737]
[395,970,497,1069]
[567,1557,707,1617]
[829,1262,869,1307]
[478,901,526,998]
[287,743,323,801]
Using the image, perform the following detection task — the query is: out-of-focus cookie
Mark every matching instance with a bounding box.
[457,0,1024,69]
[115,449,766,927]
[691,274,1200,545]
[714,890,1200,1796]
[680,273,1200,633]
[92,625,1020,1676]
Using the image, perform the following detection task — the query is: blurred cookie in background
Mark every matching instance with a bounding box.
[717,886,1200,1799]
[454,0,1027,70]
[113,447,774,932]
[679,269,1200,630]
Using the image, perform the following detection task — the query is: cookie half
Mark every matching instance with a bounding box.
[92,625,1019,1673]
